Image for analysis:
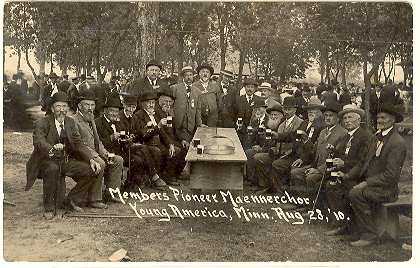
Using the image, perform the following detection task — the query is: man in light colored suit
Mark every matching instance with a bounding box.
[172,66,203,148]
[290,101,346,191]
[192,63,220,127]
[254,97,304,192]
[73,89,124,206]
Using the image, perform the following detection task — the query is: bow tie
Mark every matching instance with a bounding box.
[376,132,385,141]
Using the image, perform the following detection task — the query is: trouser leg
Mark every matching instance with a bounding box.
[40,160,66,212]
[254,153,274,188]
[271,157,293,191]
[104,155,123,193]
[245,149,258,184]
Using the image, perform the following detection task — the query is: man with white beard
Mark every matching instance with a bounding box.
[244,101,284,188]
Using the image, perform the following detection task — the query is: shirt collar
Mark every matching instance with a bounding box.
[144,108,155,116]
[148,76,156,85]
[103,115,111,123]
[327,125,336,132]
[285,115,296,125]
[124,110,132,118]
[348,127,360,136]
[55,118,64,128]
[376,126,393,137]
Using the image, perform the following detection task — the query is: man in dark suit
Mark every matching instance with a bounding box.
[25,92,104,219]
[324,104,373,236]
[218,69,238,128]
[129,60,168,99]
[171,66,203,147]
[73,89,124,207]
[237,78,261,127]
[193,63,220,127]
[254,97,305,192]
[134,91,176,188]
[349,104,406,247]
[41,72,60,114]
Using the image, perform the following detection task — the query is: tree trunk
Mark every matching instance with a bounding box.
[39,50,46,76]
[176,33,185,76]
[319,46,328,84]
[362,49,371,128]
[137,1,159,76]
[50,53,53,74]
[325,53,331,84]
[219,23,227,71]
[17,48,21,72]
[96,38,102,81]
[340,59,347,88]
[237,48,246,87]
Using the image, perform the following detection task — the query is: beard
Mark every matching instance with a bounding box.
[267,118,281,130]
[83,111,95,121]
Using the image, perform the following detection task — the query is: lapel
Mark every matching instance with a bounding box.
[48,116,60,143]
[77,113,94,137]
[102,116,114,134]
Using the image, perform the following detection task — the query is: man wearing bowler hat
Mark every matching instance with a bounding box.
[193,63,220,127]
[218,69,238,128]
[254,97,304,193]
[73,89,124,208]
[172,66,203,148]
[25,92,105,218]
[348,104,406,247]
[41,72,60,113]
[237,78,262,127]
[322,103,372,236]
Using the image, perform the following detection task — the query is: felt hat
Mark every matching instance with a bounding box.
[146,60,163,70]
[139,91,158,102]
[303,96,324,110]
[243,77,259,87]
[253,98,268,109]
[321,101,342,114]
[338,104,365,118]
[77,88,97,103]
[377,104,404,123]
[104,96,123,109]
[49,72,59,79]
[196,63,214,76]
[57,81,71,92]
[220,69,234,77]
[266,100,283,114]
[158,85,175,100]
[51,91,68,104]
[120,92,138,105]
[282,97,298,108]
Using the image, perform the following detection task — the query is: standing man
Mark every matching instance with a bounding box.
[73,90,124,206]
[349,104,406,247]
[132,60,167,97]
[218,69,238,128]
[41,72,60,113]
[237,78,261,127]
[26,92,105,218]
[324,104,372,236]
[172,66,203,148]
[193,63,220,127]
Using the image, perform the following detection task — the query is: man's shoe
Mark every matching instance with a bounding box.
[90,202,108,209]
[350,239,375,247]
[166,179,181,186]
[43,212,54,220]
[325,226,348,236]
[69,199,84,213]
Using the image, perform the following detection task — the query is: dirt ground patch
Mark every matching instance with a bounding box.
[2,130,412,262]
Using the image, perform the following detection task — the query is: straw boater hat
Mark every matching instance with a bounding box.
[338,103,365,118]
[253,98,268,109]
[181,66,194,75]
[303,96,324,110]
[220,69,234,77]
[259,82,274,91]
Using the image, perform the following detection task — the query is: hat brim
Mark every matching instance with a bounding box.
[377,109,404,123]
[338,108,365,118]
[146,63,162,70]
[303,104,324,110]
[266,107,284,114]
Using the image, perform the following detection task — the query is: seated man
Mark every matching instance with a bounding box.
[349,104,406,247]
[134,91,178,188]
[25,92,105,219]
[240,98,268,150]
[73,89,124,208]
[117,93,163,190]
[290,101,346,194]
[254,97,304,192]
[155,85,187,184]
[324,104,372,236]
[245,100,283,187]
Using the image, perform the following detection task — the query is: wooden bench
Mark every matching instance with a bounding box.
[376,194,412,240]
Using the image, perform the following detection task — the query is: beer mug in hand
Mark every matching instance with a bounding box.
[107,153,115,164]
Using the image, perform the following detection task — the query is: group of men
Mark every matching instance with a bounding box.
[26,60,407,248]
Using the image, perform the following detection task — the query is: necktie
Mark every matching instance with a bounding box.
[88,121,100,152]
[110,123,117,133]
[345,134,353,155]
[59,123,65,142]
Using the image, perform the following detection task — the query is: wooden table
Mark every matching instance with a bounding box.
[185,127,247,190]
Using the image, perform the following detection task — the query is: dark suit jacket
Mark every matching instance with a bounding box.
[25,115,93,190]
[155,105,179,146]
[130,77,168,97]
[133,108,171,148]
[218,82,239,127]
[118,110,136,135]
[360,128,407,201]
[334,127,373,183]
[294,118,326,164]
[95,115,121,155]
[237,94,261,127]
